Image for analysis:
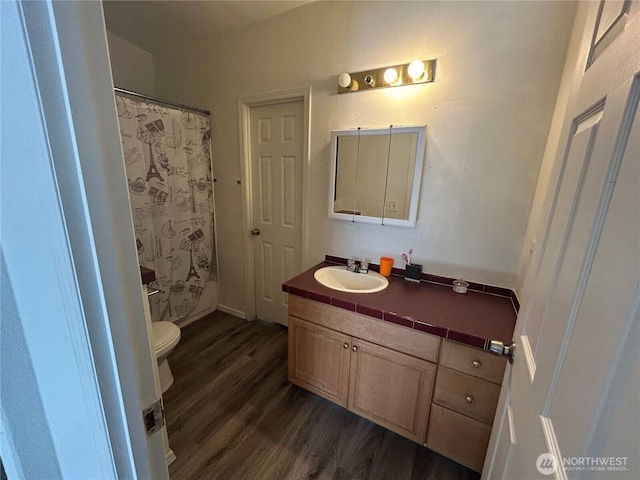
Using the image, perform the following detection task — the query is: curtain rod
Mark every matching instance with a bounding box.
[114,87,211,116]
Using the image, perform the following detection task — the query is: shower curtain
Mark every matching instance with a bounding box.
[115,94,214,323]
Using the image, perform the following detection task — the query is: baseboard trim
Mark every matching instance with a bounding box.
[166,448,176,466]
[175,305,217,328]
[217,304,247,319]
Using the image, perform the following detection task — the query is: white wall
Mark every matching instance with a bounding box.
[152,1,577,315]
[513,3,589,300]
[106,30,155,95]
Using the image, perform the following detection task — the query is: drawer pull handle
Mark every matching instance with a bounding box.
[472,360,481,368]
[352,345,358,352]
[343,343,349,349]
[466,395,474,404]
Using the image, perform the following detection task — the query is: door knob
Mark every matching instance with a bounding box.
[489,340,516,363]
[251,228,261,236]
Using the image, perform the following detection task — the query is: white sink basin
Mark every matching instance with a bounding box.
[313,265,389,294]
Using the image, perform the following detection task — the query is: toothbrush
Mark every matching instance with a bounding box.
[402,249,413,265]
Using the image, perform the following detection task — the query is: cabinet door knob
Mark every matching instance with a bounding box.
[472,360,481,368]
[343,343,349,349]
[466,395,474,403]
[352,345,358,352]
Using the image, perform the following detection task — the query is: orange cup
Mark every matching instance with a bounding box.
[379,256,394,277]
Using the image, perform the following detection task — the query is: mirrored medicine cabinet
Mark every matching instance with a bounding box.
[329,125,426,227]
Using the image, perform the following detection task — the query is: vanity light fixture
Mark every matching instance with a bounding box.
[338,72,358,91]
[337,59,435,94]
[364,74,376,87]
[408,60,426,80]
[383,68,399,84]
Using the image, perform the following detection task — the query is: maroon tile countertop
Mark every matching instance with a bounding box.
[283,261,517,350]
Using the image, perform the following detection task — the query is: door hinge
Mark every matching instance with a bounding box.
[142,398,165,437]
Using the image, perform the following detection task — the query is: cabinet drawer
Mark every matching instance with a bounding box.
[289,296,440,363]
[433,367,501,424]
[426,404,491,472]
[440,340,506,384]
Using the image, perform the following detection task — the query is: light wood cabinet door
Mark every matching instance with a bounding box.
[288,316,351,407]
[347,338,436,443]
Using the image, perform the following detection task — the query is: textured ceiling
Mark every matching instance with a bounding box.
[102,0,313,53]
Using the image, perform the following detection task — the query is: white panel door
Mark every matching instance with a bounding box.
[250,100,304,325]
[486,2,640,479]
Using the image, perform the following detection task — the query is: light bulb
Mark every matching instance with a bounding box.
[338,72,352,88]
[384,68,398,84]
[408,60,425,80]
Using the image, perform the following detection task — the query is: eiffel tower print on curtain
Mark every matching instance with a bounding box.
[116,94,214,323]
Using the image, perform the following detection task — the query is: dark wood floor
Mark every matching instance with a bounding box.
[163,311,481,480]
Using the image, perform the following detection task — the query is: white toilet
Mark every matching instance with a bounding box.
[152,321,181,393]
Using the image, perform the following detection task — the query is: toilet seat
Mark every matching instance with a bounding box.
[152,321,181,358]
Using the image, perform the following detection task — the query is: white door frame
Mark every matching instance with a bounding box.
[238,87,311,321]
[1,1,167,478]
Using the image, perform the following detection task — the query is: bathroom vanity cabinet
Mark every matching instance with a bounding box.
[288,297,506,470]
[288,297,438,442]
[284,263,515,472]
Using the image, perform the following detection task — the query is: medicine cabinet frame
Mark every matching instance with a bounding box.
[328,125,426,227]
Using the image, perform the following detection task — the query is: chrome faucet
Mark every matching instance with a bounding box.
[347,259,369,274]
